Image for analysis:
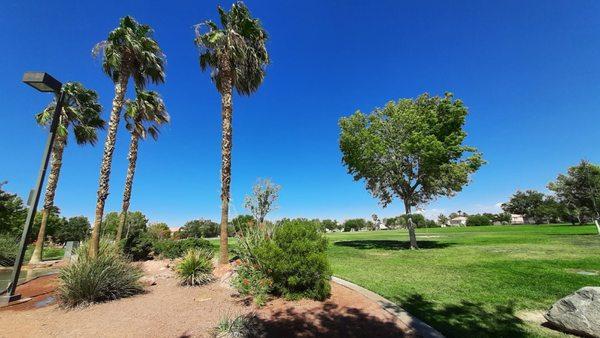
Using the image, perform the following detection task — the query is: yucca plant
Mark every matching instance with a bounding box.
[213,314,262,338]
[176,248,214,286]
[58,240,144,307]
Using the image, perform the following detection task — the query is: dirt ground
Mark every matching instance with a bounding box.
[0,260,410,338]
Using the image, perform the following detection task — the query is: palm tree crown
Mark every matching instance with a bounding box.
[194,1,269,95]
[125,90,169,140]
[93,15,165,88]
[36,82,104,144]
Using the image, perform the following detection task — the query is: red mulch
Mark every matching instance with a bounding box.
[1,274,58,311]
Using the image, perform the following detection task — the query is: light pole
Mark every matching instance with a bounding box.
[0,72,65,305]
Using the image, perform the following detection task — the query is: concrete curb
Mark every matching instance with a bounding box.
[331,276,445,338]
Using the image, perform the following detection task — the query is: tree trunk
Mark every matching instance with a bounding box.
[116,133,139,242]
[219,72,233,265]
[29,129,67,264]
[90,75,129,258]
[404,202,419,249]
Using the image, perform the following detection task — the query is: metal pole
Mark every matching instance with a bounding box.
[2,91,65,303]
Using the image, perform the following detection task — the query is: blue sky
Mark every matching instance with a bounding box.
[1,1,599,226]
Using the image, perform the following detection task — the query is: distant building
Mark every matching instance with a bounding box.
[510,214,525,224]
[449,216,467,226]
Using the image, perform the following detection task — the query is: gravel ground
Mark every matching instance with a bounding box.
[0,260,409,337]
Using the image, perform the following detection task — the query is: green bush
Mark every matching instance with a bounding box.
[154,238,212,259]
[58,240,144,307]
[0,234,18,266]
[213,314,264,338]
[254,219,331,300]
[466,214,492,226]
[122,232,154,261]
[231,262,272,306]
[176,248,214,286]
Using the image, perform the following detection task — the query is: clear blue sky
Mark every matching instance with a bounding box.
[1,1,599,226]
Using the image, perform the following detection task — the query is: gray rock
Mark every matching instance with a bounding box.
[139,276,157,286]
[545,287,600,337]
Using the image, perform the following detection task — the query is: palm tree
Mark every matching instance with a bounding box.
[194,1,269,264]
[90,16,165,257]
[29,83,104,264]
[116,90,169,242]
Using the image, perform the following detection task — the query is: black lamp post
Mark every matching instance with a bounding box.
[0,72,65,305]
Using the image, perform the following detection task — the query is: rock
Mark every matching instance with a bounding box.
[140,276,157,286]
[545,287,600,337]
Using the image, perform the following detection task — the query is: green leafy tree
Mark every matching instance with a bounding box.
[194,2,269,264]
[147,222,171,240]
[501,190,550,224]
[339,93,484,248]
[343,219,366,232]
[30,82,104,264]
[31,206,66,244]
[231,214,255,232]
[321,219,340,232]
[0,182,27,237]
[548,160,600,231]
[244,178,280,228]
[116,90,169,241]
[437,214,449,226]
[55,216,91,243]
[180,219,220,238]
[466,214,492,226]
[90,16,165,257]
[102,211,148,240]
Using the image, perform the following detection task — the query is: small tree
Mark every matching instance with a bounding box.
[244,178,281,228]
[147,222,171,240]
[343,219,366,232]
[55,216,91,243]
[437,214,449,226]
[339,93,484,249]
[179,219,220,238]
[548,160,600,232]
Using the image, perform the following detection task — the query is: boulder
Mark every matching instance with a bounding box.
[139,276,157,287]
[545,287,600,337]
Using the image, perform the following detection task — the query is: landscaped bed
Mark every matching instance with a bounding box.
[0,259,415,337]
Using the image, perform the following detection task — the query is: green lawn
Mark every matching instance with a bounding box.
[326,224,600,337]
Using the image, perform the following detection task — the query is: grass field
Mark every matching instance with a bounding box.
[326,224,600,337]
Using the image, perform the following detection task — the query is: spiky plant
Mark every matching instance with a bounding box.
[176,248,214,286]
[29,82,104,264]
[194,1,269,264]
[89,16,165,257]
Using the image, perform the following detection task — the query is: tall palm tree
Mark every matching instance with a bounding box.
[29,82,104,264]
[195,1,269,264]
[90,16,165,257]
[116,90,169,242]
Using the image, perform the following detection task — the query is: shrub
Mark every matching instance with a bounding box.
[176,248,214,286]
[213,314,264,338]
[254,219,331,300]
[231,263,272,306]
[58,240,143,307]
[154,238,212,259]
[466,214,492,226]
[0,234,18,266]
[179,219,219,238]
[122,232,154,261]
[343,218,366,232]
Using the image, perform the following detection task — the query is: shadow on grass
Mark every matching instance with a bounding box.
[334,240,452,250]
[394,294,527,338]
[252,301,406,337]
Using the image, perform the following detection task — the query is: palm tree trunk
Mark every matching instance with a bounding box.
[116,133,139,242]
[29,134,66,264]
[219,73,233,265]
[90,75,129,258]
[404,201,419,249]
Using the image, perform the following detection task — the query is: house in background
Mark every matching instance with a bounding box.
[510,214,525,224]
[449,216,467,226]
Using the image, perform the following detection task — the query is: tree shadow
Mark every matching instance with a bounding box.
[394,294,527,338]
[334,240,452,250]
[251,301,406,337]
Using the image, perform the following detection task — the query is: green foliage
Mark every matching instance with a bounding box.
[58,240,143,307]
[343,218,367,232]
[102,211,148,239]
[466,214,492,227]
[147,222,171,240]
[214,314,263,338]
[55,216,90,243]
[231,214,255,233]
[125,90,169,140]
[153,238,213,259]
[0,182,27,237]
[321,219,341,232]
[502,190,566,224]
[30,206,67,243]
[0,234,18,266]
[122,232,154,261]
[231,263,272,306]
[253,219,331,300]
[384,214,438,229]
[194,2,269,96]
[179,219,219,238]
[548,160,600,223]
[176,248,214,286]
